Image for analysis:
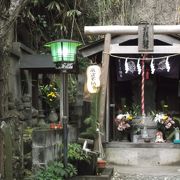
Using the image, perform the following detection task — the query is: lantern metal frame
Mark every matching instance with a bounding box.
[45,39,81,71]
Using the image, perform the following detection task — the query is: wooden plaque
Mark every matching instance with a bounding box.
[138,24,154,52]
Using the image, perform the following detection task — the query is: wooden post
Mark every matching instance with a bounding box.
[105,75,110,142]
[98,33,111,135]
[0,130,4,179]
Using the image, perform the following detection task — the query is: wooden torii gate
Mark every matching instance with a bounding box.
[84,25,180,142]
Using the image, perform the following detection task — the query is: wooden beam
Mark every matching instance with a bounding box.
[154,35,180,45]
[98,34,111,132]
[80,35,137,57]
[85,25,138,35]
[85,25,180,35]
[110,45,180,54]
[80,35,180,58]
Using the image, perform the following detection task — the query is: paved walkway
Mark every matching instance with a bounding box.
[110,166,180,180]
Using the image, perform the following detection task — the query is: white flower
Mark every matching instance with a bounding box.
[154,114,164,123]
[116,114,126,120]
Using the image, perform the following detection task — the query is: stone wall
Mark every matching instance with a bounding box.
[32,129,62,169]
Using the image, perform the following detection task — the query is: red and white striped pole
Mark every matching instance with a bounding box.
[141,55,145,116]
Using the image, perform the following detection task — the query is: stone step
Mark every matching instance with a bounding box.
[105,142,180,166]
[110,165,180,180]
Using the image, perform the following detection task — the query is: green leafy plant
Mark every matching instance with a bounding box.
[35,161,77,180]
[68,143,92,163]
[160,100,168,113]
[68,75,78,104]
[23,127,33,143]
[80,93,100,140]
[174,116,180,124]
[130,104,141,117]
[67,143,97,176]
[77,56,90,73]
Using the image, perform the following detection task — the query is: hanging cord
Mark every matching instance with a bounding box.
[110,53,180,61]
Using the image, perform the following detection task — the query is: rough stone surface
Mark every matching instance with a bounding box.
[96,0,180,25]
[129,0,180,25]
[110,166,180,180]
[105,142,180,166]
[32,129,62,168]
[112,172,180,180]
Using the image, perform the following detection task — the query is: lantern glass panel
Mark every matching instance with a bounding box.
[46,40,80,63]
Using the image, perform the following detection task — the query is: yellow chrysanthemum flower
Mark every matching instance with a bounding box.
[127,115,133,121]
[162,115,168,121]
[47,92,56,98]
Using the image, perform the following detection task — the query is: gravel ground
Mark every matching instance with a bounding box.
[111,172,180,180]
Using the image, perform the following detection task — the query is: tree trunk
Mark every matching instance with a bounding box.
[0,0,28,119]
[0,52,9,118]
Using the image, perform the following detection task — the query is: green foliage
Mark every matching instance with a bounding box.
[68,143,92,163]
[68,75,78,104]
[173,116,180,124]
[77,56,90,73]
[129,104,141,117]
[35,161,77,180]
[67,10,82,17]
[23,127,33,143]
[46,1,62,12]
[19,0,86,51]
[80,93,100,139]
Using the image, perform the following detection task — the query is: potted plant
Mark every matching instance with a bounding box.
[39,82,60,122]
[68,143,97,175]
[97,158,106,169]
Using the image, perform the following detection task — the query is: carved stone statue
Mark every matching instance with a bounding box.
[155,131,165,143]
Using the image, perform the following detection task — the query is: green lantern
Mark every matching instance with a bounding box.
[45,39,81,69]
